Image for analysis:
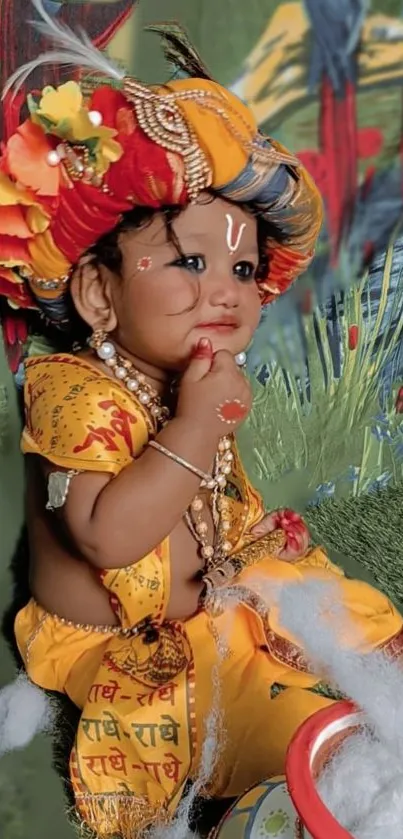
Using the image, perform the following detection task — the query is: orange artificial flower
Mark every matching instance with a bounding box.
[5,120,60,197]
[0,172,36,207]
[0,206,32,238]
[0,170,51,244]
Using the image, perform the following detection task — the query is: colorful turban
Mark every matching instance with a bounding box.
[0,42,323,322]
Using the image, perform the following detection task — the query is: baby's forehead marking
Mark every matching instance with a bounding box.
[129,206,254,255]
[225,213,246,255]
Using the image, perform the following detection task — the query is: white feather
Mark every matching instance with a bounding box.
[2,0,125,100]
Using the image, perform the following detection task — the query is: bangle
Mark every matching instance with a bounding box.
[148,440,214,487]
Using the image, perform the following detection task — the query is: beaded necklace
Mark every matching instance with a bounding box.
[92,333,234,572]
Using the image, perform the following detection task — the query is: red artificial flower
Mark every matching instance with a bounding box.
[0,270,34,308]
[0,236,31,265]
[90,87,130,131]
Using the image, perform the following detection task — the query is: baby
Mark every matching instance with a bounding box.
[1,10,402,838]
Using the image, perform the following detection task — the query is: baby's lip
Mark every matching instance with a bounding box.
[196,316,240,328]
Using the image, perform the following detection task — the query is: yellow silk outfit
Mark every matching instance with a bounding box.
[15,353,403,837]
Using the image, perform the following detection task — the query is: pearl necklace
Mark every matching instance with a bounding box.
[90,332,234,570]
[91,332,170,426]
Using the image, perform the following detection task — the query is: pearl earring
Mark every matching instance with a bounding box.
[235,351,247,368]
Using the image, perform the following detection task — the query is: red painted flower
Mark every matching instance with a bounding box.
[218,399,248,424]
[357,127,383,160]
[297,150,327,196]
[395,387,403,415]
[300,289,313,315]
[137,256,152,272]
[348,325,359,350]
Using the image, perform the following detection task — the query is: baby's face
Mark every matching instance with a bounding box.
[103,195,261,371]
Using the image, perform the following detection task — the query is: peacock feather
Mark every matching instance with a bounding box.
[145,21,213,80]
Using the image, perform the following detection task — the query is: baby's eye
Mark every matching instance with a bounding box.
[233,261,256,281]
[172,255,206,273]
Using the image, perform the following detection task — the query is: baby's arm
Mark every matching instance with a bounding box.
[42,415,219,569]
[25,341,249,572]
[27,460,119,624]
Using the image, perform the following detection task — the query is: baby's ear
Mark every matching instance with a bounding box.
[70,259,117,333]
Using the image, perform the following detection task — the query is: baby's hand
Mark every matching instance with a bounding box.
[177,338,252,438]
[250,509,310,561]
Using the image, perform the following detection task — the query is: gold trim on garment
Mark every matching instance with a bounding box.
[72,791,170,839]
[25,613,48,664]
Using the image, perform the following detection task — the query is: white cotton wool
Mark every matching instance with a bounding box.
[272,578,403,839]
[317,731,401,833]
[319,739,403,839]
[276,580,403,760]
[353,774,403,839]
[0,672,53,755]
[146,664,223,839]
[147,826,200,839]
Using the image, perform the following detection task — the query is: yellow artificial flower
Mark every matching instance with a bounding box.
[31,81,122,174]
[93,139,123,174]
[0,172,35,206]
[26,205,50,235]
[37,81,83,124]
[34,81,120,144]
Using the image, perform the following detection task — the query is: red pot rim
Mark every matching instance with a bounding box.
[285,700,359,839]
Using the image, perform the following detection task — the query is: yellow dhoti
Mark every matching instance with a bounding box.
[15,549,403,837]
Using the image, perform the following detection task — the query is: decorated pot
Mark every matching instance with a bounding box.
[286,699,360,839]
[213,700,361,838]
[213,776,312,838]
